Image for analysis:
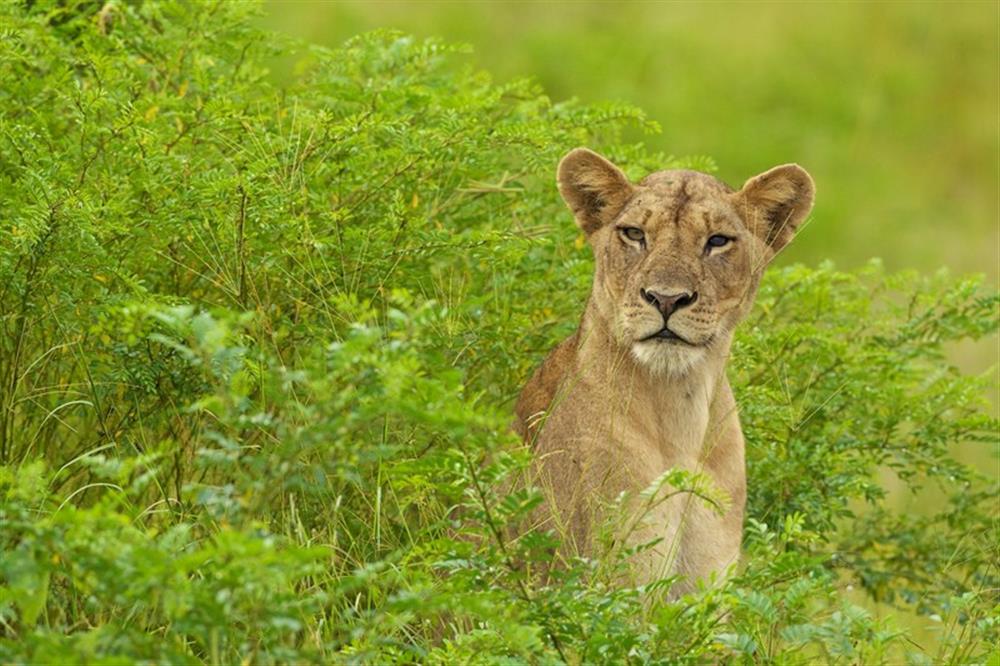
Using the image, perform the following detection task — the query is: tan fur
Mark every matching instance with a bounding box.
[514,148,815,591]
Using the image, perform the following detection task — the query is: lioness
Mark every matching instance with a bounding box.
[514,148,814,590]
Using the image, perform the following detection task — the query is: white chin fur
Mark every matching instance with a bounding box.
[631,341,706,377]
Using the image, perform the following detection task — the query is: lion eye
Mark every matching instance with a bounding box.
[620,227,645,243]
[706,234,731,249]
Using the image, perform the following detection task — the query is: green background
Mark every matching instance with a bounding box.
[0,3,995,659]
[261,1,998,280]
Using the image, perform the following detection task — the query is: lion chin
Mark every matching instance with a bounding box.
[630,339,708,377]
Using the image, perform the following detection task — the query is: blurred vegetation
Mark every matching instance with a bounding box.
[261,1,999,280]
[0,1,997,663]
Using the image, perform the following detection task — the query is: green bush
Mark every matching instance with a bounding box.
[1,2,996,663]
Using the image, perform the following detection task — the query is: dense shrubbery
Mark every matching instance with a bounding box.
[1,2,996,663]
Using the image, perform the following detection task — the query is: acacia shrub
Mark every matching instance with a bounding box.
[0,2,996,663]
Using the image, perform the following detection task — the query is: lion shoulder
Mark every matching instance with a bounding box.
[513,330,580,445]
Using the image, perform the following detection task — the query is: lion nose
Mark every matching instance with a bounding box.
[640,288,698,320]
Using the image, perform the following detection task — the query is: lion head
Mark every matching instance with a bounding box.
[558,148,815,375]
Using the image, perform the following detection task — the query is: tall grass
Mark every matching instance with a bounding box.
[0,2,996,663]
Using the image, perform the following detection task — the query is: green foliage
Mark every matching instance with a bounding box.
[0,2,996,663]
[262,1,999,279]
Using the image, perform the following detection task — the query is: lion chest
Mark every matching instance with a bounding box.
[532,377,721,511]
[530,375,743,585]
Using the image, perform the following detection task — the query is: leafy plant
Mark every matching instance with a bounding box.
[0,1,996,663]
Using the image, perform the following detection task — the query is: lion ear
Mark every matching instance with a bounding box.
[557,148,635,235]
[733,164,815,253]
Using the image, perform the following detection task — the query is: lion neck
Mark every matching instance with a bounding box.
[576,299,732,458]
